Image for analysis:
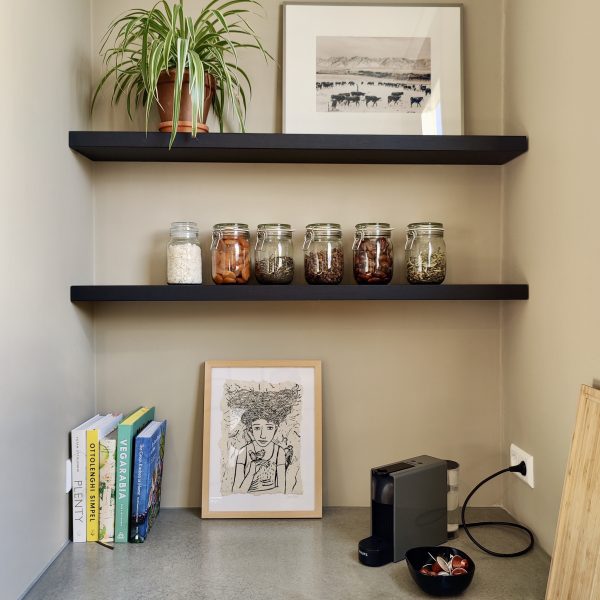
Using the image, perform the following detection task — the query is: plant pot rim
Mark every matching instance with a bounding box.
[158,69,216,85]
[158,121,210,133]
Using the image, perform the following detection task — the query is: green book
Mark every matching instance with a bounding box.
[114,406,155,543]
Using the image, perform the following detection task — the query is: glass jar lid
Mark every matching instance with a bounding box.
[355,222,393,236]
[257,223,293,237]
[212,222,249,233]
[170,221,199,238]
[306,222,342,234]
[407,222,444,232]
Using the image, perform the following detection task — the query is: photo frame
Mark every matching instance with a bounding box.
[283,3,463,135]
[202,360,322,518]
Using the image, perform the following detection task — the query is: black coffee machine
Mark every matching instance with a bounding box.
[358,455,448,567]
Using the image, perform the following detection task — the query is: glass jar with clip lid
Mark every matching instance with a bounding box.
[254,223,295,284]
[405,222,446,284]
[167,221,202,284]
[352,222,394,284]
[211,223,251,284]
[303,223,344,285]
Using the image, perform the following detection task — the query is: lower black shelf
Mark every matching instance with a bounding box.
[70,284,528,302]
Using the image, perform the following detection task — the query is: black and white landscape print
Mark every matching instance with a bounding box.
[316,36,431,114]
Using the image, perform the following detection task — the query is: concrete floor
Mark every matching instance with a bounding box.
[24,507,550,600]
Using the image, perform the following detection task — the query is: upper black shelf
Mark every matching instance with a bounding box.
[71,284,528,302]
[69,132,528,165]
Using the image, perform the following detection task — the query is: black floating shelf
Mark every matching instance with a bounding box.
[71,284,528,302]
[69,132,528,165]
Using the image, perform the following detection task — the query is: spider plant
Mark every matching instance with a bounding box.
[92,0,272,147]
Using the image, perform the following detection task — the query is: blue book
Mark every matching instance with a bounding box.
[130,420,167,542]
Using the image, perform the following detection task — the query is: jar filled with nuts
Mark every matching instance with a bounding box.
[352,222,393,284]
[167,221,202,284]
[254,223,294,284]
[303,223,344,285]
[405,222,446,284]
[211,223,251,284]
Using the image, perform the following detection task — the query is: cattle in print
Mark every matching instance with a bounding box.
[316,36,431,114]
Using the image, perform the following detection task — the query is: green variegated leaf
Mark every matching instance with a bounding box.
[92,0,272,145]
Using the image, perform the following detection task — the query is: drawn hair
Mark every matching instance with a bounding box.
[225,381,301,431]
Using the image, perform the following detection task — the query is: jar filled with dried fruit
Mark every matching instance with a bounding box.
[211,223,251,285]
[303,223,344,285]
[405,222,446,284]
[167,221,202,284]
[254,223,294,284]
[352,222,393,284]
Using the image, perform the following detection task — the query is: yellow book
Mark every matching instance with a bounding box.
[86,413,123,542]
[86,428,100,541]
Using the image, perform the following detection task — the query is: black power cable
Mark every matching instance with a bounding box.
[459,461,534,558]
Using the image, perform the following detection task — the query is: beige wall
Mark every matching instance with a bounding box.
[0,1,94,598]
[503,0,600,551]
[502,0,600,553]
[91,0,507,509]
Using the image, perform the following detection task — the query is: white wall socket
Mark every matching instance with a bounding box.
[510,443,534,488]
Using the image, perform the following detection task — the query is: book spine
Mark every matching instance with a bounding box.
[71,429,88,543]
[145,425,166,538]
[86,429,100,542]
[114,423,132,543]
[114,407,154,543]
[99,438,117,543]
[130,436,149,542]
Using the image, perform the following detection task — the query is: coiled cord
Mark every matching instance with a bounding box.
[459,462,534,558]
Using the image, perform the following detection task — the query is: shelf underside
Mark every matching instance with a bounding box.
[71,284,528,302]
[69,132,528,165]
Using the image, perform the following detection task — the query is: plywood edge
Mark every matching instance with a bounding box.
[545,384,600,599]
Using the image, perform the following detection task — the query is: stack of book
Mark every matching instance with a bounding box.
[70,407,167,544]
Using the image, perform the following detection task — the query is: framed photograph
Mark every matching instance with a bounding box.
[202,360,322,518]
[283,3,463,135]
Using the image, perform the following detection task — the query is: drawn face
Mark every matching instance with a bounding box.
[251,419,277,447]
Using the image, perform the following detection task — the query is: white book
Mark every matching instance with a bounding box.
[70,414,103,543]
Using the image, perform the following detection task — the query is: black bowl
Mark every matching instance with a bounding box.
[405,546,475,597]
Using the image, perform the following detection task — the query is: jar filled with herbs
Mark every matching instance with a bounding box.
[303,223,344,285]
[352,222,393,284]
[254,223,294,284]
[167,221,202,284]
[211,223,251,284]
[405,222,446,284]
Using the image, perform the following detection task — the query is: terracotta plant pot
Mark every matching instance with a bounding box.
[156,70,215,133]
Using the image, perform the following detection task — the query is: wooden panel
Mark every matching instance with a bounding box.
[546,385,600,599]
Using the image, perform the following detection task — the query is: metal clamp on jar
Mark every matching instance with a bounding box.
[352,222,393,284]
[405,222,446,284]
[303,223,344,285]
[254,223,294,284]
[211,223,251,284]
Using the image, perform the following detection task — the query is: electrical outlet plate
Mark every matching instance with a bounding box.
[510,443,534,488]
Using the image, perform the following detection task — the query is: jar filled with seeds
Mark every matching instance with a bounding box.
[405,222,446,284]
[167,221,202,284]
[352,222,393,284]
[254,223,294,284]
[211,223,251,284]
[303,223,344,285]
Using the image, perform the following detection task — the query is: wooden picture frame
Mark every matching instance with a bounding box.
[202,360,322,518]
[283,3,463,135]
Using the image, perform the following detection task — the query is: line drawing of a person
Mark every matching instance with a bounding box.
[232,406,291,494]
